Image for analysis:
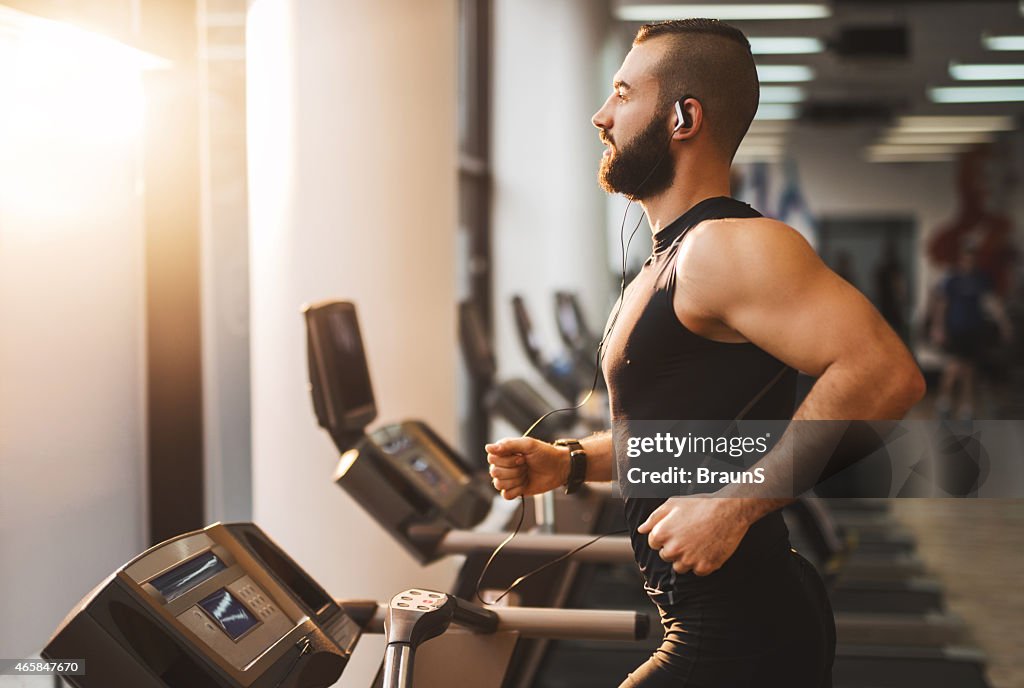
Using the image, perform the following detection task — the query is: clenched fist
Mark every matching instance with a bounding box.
[484,437,569,499]
[637,497,753,576]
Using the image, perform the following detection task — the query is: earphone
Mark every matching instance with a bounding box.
[673,96,694,131]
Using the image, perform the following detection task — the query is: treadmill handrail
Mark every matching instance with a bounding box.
[423,528,635,564]
[358,601,649,642]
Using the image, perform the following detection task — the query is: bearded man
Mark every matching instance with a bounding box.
[488,19,924,687]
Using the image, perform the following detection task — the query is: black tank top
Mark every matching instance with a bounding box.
[602,196,798,605]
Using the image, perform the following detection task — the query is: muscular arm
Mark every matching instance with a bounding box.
[639,219,925,574]
[677,218,924,420]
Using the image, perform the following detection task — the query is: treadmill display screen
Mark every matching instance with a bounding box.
[198,589,260,641]
[150,552,226,602]
[326,308,374,416]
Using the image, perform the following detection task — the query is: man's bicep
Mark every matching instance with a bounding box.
[724,254,897,378]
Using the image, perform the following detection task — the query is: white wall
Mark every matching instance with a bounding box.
[785,124,957,311]
[0,44,146,657]
[247,1,460,684]
[491,0,614,396]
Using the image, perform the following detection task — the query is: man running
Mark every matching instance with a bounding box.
[487,19,924,687]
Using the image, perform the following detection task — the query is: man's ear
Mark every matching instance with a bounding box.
[672,97,702,140]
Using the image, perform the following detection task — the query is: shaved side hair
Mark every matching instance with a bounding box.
[634,19,759,160]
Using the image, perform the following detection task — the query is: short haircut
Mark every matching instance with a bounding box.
[634,19,759,160]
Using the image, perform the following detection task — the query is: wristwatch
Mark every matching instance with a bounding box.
[553,439,587,495]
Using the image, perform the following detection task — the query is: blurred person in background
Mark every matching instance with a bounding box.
[930,240,1014,419]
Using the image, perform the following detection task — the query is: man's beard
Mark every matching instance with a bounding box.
[598,114,674,201]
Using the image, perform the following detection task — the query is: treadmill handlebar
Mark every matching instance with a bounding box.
[496,606,650,641]
[351,598,650,642]
[429,528,635,564]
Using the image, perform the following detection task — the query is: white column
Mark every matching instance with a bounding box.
[491,0,613,388]
[247,2,459,681]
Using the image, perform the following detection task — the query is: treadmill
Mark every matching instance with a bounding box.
[553,290,605,381]
[305,299,992,688]
[510,294,590,405]
[42,522,649,688]
[458,299,576,442]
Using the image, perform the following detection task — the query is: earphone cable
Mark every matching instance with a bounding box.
[475,128,678,605]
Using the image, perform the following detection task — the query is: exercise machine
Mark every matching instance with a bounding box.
[42,522,649,688]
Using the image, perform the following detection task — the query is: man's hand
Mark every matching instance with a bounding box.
[637,497,753,576]
[485,437,568,499]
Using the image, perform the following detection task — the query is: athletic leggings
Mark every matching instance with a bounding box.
[619,550,835,688]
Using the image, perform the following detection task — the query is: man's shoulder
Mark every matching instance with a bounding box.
[680,216,813,274]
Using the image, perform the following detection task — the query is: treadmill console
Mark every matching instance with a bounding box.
[43,523,361,688]
[304,300,377,448]
[334,420,493,563]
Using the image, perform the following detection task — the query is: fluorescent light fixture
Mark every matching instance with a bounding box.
[741,137,786,147]
[894,116,1015,132]
[749,37,825,54]
[950,62,1024,81]
[866,153,955,164]
[759,85,806,103]
[984,35,1024,52]
[754,103,798,120]
[757,65,815,82]
[881,132,995,145]
[929,86,1024,103]
[736,143,784,154]
[616,4,831,21]
[868,144,967,156]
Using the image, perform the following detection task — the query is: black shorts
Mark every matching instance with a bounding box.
[619,550,835,688]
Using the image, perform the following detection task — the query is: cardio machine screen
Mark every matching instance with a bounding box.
[556,299,581,341]
[325,307,374,416]
[150,552,226,602]
[198,588,260,641]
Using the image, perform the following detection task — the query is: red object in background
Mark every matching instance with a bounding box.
[928,147,1018,296]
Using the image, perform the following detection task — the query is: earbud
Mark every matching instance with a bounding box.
[673,97,694,131]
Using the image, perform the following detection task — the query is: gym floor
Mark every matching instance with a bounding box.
[893,499,1024,688]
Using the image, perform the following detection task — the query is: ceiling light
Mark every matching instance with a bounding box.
[950,62,1024,81]
[616,4,831,22]
[868,144,970,156]
[894,115,1015,132]
[760,85,806,103]
[866,153,955,164]
[736,143,785,154]
[984,34,1024,52]
[754,103,798,120]
[929,86,1024,103]
[749,37,825,54]
[757,65,815,82]
[880,132,995,145]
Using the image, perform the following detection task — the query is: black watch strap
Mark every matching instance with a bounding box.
[553,439,587,495]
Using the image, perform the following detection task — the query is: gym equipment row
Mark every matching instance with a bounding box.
[38,297,995,687]
[304,299,995,688]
